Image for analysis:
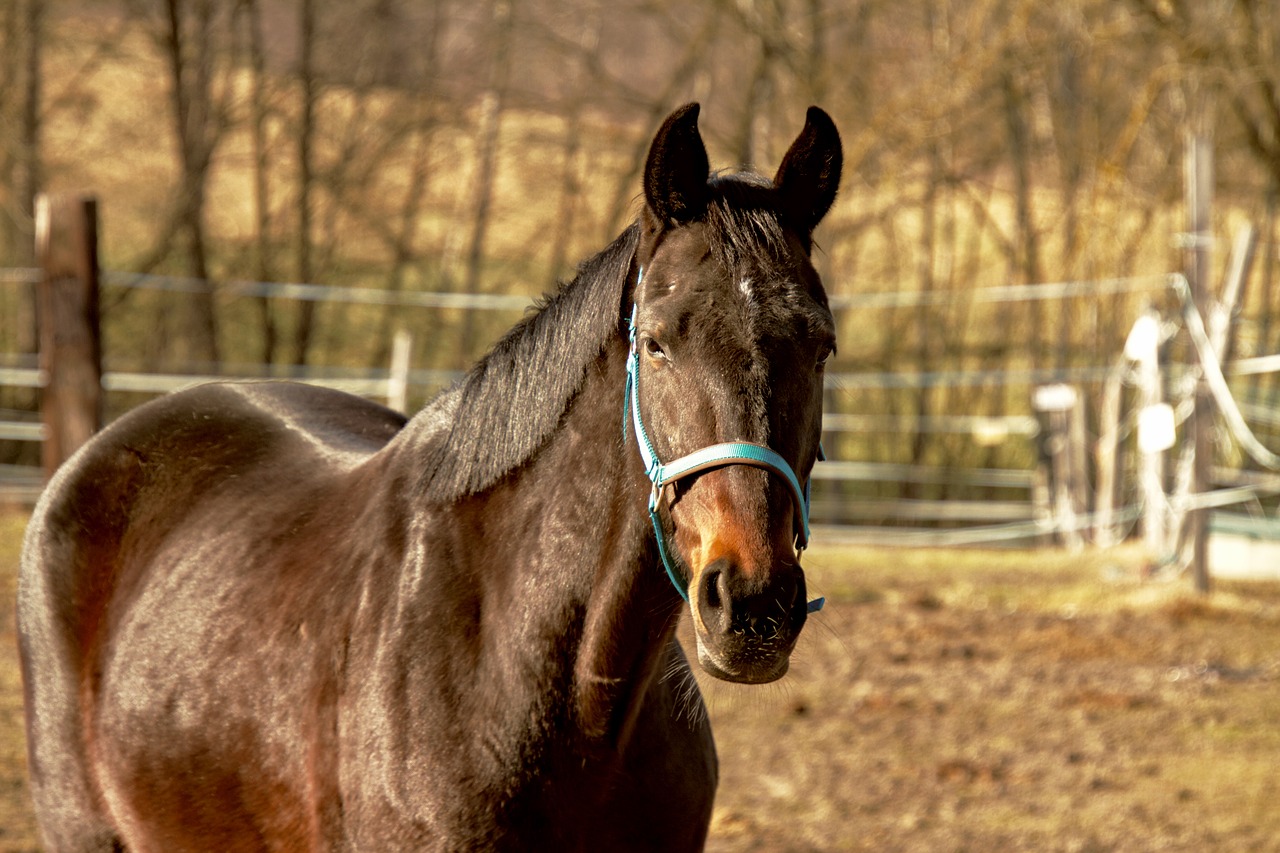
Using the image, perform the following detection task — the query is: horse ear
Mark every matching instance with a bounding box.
[773,106,843,234]
[644,103,711,226]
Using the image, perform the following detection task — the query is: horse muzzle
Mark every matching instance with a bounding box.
[689,555,808,684]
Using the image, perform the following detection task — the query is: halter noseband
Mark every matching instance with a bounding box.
[623,296,825,613]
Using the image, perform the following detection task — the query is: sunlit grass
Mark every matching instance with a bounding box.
[0,511,35,852]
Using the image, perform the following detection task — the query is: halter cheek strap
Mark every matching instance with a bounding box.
[623,300,825,613]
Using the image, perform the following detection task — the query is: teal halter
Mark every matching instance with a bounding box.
[623,300,824,613]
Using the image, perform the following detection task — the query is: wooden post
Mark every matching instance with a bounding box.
[1126,312,1167,559]
[387,329,412,413]
[1034,384,1084,550]
[1185,136,1213,593]
[1137,368,1169,560]
[1067,390,1088,548]
[1171,224,1258,513]
[1030,463,1053,547]
[36,193,102,479]
[1094,368,1124,547]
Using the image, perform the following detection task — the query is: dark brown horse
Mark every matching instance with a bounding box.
[19,103,841,852]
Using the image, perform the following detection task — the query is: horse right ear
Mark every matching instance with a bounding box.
[773,106,842,235]
[643,103,711,227]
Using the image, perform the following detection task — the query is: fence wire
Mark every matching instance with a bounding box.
[5,266,1280,555]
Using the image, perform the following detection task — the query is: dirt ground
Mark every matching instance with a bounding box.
[696,546,1280,852]
[2,511,1278,851]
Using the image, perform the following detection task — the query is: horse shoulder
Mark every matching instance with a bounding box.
[25,380,405,613]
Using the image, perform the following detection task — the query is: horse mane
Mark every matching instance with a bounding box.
[703,173,794,274]
[412,224,640,503]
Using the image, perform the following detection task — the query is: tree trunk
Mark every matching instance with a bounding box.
[292,0,318,366]
[372,115,434,367]
[548,13,600,281]
[19,0,41,267]
[163,0,221,366]
[1001,64,1042,367]
[236,0,277,367]
[458,0,515,358]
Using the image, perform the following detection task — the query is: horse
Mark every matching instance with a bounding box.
[18,102,842,852]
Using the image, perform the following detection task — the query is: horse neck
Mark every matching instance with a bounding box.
[565,349,687,744]
[396,337,682,750]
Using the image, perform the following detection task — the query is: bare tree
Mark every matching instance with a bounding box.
[21,0,1280,499]
[1131,0,1280,190]
[157,0,226,365]
[0,0,40,386]
[292,0,318,366]
[234,0,279,366]
[0,0,42,272]
[457,0,516,357]
[547,12,601,281]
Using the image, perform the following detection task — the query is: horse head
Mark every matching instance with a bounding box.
[629,103,841,684]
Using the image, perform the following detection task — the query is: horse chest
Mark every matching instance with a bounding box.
[338,672,716,851]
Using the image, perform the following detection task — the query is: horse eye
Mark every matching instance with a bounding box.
[644,337,668,361]
[816,345,833,370]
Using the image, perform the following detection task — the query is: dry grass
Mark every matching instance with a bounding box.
[0,512,35,853]
[696,546,1280,852]
[2,513,1279,851]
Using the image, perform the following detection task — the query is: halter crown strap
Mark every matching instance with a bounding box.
[624,299,823,612]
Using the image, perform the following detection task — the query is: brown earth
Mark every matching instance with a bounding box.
[2,513,1277,852]
[696,546,1280,852]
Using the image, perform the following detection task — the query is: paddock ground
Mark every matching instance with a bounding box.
[2,510,1278,852]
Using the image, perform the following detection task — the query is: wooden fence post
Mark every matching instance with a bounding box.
[1185,135,1213,594]
[1034,384,1086,550]
[1135,353,1169,561]
[1094,367,1124,547]
[387,329,412,413]
[1169,222,1257,583]
[36,193,102,479]
[1067,389,1088,549]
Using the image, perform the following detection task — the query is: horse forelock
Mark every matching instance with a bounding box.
[701,174,829,338]
[703,174,793,277]
[700,173,833,358]
[412,224,640,503]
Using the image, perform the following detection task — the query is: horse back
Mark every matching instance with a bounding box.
[25,380,406,636]
[18,381,407,850]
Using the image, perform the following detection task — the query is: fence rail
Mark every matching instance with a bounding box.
[0,257,1182,545]
[2,251,1073,536]
[0,264,1269,543]
[1,259,1268,548]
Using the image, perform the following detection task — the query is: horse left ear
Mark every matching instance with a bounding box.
[773,106,843,235]
[644,103,711,227]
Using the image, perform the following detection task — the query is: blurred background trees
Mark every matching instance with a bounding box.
[3,0,1280,495]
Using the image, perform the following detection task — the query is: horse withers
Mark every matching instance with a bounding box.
[19,103,842,851]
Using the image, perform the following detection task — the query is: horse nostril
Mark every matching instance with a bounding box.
[717,569,733,613]
[703,569,723,610]
[697,561,806,641]
[696,564,736,636]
